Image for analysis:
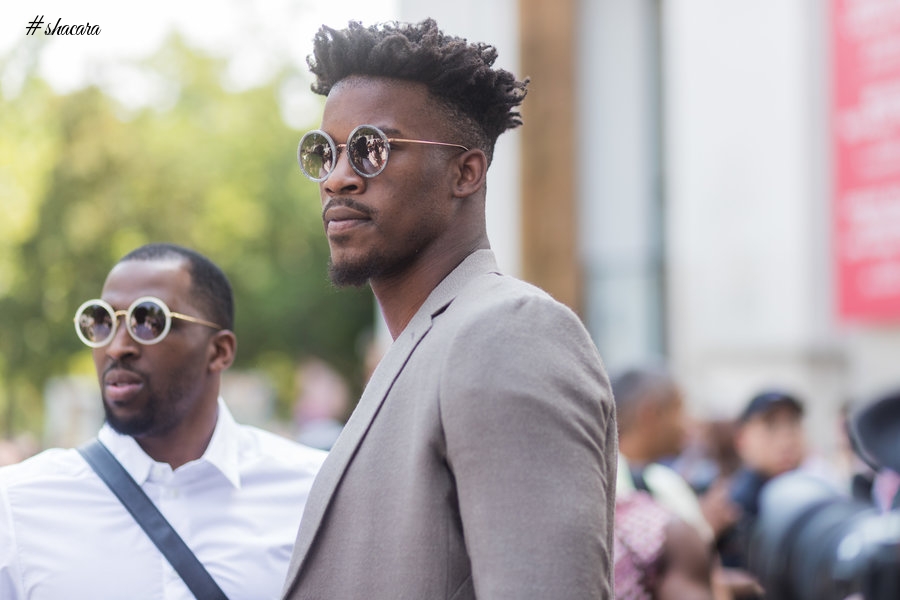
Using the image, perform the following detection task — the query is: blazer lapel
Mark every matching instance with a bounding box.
[281,318,431,594]
[281,250,501,597]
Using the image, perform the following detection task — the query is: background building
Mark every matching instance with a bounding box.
[401,0,900,457]
[3,1,897,458]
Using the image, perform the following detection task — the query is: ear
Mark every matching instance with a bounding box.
[208,330,237,374]
[451,149,488,198]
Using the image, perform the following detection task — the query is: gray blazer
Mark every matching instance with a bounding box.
[281,250,617,599]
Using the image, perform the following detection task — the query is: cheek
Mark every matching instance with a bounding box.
[380,191,445,241]
[737,429,763,457]
[91,349,106,373]
[775,430,805,452]
[153,338,211,377]
[400,160,453,208]
[168,339,210,368]
[157,345,210,391]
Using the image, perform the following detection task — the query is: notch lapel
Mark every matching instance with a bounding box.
[280,250,500,598]
[280,318,432,596]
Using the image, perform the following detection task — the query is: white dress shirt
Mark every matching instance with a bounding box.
[616,454,714,542]
[0,398,327,600]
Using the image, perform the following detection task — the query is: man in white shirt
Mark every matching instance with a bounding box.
[0,243,327,599]
[612,365,720,538]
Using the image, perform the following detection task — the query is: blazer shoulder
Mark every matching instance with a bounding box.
[448,272,588,339]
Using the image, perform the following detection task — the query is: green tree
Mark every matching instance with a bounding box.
[0,36,374,438]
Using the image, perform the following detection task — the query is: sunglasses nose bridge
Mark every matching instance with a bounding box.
[104,310,142,354]
[324,142,369,191]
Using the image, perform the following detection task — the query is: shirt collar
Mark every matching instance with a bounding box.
[97,397,243,489]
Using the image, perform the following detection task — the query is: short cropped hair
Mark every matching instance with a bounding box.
[307,18,529,165]
[610,365,677,432]
[118,243,234,331]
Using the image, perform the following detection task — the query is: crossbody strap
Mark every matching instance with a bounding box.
[78,439,229,600]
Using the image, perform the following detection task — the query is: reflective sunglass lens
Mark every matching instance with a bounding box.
[348,127,389,176]
[78,304,114,344]
[129,301,168,342]
[299,132,334,181]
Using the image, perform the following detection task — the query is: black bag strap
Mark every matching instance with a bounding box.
[78,439,228,600]
[630,466,651,494]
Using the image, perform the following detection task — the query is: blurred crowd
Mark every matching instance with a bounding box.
[0,357,889,600]
[0,434,38,468]
[610,364,881,600]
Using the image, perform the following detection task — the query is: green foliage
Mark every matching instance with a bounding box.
[0,36,374,436]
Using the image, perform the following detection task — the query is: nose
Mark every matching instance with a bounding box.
[104,316,140,361]
[323,148,366,197]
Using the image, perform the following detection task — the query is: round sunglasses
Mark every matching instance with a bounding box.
[74,296,223,348]
[297,124,469,182]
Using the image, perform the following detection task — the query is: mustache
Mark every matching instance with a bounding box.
[103,362,143,379]
[322,198,374,220]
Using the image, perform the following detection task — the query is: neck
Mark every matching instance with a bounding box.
[372,234,489,340]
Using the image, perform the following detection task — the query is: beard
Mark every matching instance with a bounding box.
[328,247,434,288]
[327,228,435,288]
[328,252,386,287]
[102,366,188,438]
[103,401,157,436]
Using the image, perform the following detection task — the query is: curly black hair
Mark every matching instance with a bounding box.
[307,18,529,165]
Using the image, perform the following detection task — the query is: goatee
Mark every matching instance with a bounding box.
[328,258,378,288]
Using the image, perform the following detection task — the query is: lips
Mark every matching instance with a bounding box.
[103,368,144,403]
[323,204,371,236]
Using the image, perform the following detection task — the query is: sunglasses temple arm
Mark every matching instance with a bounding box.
[388,138,469,151]
[171,312,223,330]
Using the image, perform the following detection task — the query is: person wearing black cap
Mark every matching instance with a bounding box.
[717,390,807,594]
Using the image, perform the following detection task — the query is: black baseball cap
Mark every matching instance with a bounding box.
[738,390,804,424]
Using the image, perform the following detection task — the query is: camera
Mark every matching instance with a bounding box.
[748,389,900,600]
[749,473,900,600]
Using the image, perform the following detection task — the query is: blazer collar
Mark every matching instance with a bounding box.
[402,248,500,341]
[281,249,500,595]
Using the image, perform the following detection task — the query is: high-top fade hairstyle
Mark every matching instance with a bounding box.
[307,18,529,165]
[118,243,235,332]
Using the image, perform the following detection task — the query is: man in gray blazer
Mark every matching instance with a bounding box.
[283,18,617,599]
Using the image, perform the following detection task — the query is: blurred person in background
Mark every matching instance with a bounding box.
[673,419,743,496]
[717,390,809,596]
[0,441,19,467]
[0,435,38,467]
[613,366,739,543]
[0,243,327,599]
[745,388,900,599]
[613,366,763,600]
[614,489,718,600]
[293,357,349,451]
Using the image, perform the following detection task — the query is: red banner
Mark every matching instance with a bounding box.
[833,0,900,322]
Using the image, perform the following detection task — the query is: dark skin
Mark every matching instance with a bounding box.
[617,382,687,464]
[94,258,236,469]
[618,381,742,537]
[657,519,717,600]
[317,74,722,599]
[318,76,490,339]
[618,380,748,598]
